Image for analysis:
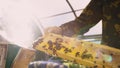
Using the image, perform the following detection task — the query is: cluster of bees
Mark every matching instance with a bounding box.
[39,37,94,60]
[33,36,120,68]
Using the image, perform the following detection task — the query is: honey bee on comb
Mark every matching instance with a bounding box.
[33,33,120,68]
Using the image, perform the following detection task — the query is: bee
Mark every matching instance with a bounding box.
[52,38,63,50]
[52,48,57,56]
[48,40,53,50]
[81,49,93,59]
[64,48,72,54]
[54,42,62,50]
[75,52,80,57]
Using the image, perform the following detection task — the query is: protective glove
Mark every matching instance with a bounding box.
[45,19,87,37]
[45,26,63,35]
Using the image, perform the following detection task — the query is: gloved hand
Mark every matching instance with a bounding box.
[45,26,62,35]
[45,19,86,37]
[45,24,76,37]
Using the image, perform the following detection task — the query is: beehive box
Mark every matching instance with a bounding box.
[11,48,35,68]
[0,44,8,68]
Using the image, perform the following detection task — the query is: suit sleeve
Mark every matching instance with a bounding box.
[60,0,102,35]
[76,0,103,34]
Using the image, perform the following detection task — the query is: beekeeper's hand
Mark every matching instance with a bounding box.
[45,26,62,35]
[45,20,83,37]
